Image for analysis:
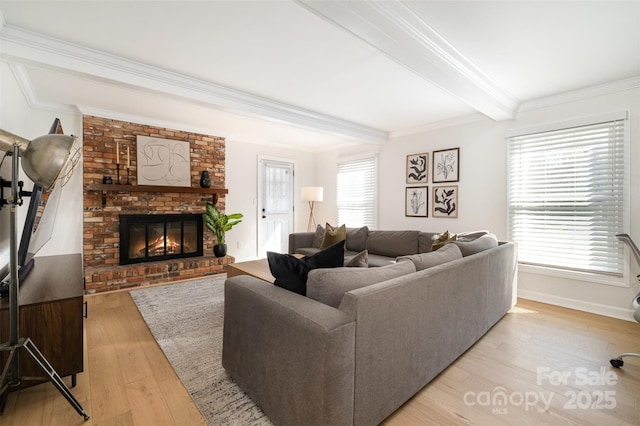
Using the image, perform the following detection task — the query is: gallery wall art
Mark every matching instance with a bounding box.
[405,187,428,217]
[433,148,459,183]
[406,152,429,184]
[432,186,458,218]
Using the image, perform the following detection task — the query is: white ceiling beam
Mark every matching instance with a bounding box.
[296,0,520,121]
[0,24,388,144]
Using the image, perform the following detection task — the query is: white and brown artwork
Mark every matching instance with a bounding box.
[406,152,429,184]
[405,187,428,217]
[433,148,459,183]
[136,135,191,187]
[432,186,458,218]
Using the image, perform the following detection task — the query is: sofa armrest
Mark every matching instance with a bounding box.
[288,231,315,254]
[222,276,355,426]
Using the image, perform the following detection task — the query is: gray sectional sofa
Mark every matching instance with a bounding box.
[222,230,517,425]
[289,227,439,266]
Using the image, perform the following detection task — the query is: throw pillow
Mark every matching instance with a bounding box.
[321,223,346,249]
[456,230,489,242]
[307,261,416,308]
[268,240,345,295]
[345,250,369,267]
[453,233,498,256]
[396,243,462,271]
[345,226,369,252]
[431,230,457,251]
[311,224,325,248]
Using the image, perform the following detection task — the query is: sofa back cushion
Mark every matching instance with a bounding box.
[307,261,416,308]
[397,242,462,271]
[366,230,420,257]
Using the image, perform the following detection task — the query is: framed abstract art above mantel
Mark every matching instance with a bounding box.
[137,135,191,187]
[433,148,459,183]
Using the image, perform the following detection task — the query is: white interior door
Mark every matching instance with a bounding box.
[258,158,294,257]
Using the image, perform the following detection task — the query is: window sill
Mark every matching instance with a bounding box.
[517,263,629,288]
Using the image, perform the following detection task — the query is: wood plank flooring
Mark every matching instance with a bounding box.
[1,289,639,425]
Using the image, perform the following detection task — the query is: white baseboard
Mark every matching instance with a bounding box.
[517,289,636,322]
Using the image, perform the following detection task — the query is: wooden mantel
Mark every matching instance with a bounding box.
[85,184,228,207]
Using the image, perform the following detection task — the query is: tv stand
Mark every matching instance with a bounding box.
[0,254,84,392]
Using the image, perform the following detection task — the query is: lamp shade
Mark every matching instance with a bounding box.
[22,134,75,190]
[301,186,323,202]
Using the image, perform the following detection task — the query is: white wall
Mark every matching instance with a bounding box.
[0,62,83,265]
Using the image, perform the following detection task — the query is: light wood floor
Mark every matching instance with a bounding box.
[1,289,639,425]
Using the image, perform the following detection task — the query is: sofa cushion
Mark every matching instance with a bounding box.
[321,223,347,249]
[431,230,457,251]
[366,254,397,267]
[457,230,489,242]
[307,261,416,308]
[418,232,438,253]
[311,224,325,248]
[345,250,369,267]
[367,230,420,257]
[345,227,369,252]
[268,240,345,295]
[397,242,462,271]
[453,233,498,256]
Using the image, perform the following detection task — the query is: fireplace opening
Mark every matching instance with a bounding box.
[119,214,203,265]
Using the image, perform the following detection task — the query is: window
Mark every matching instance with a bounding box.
[337,156,377,228]
[507,114,627,277]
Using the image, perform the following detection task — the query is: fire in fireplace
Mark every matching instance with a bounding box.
[119,214,203,265]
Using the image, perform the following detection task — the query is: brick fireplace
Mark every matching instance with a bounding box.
[82,116,233,293]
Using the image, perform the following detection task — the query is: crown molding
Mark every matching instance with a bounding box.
[0,24,387,144]
[518,76,640,112]
[296,0,520,121]
[8,63,79,115]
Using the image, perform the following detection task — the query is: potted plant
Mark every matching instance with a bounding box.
[202,202,243,257]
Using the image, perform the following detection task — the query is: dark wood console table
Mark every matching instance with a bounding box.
[0,253,84,390]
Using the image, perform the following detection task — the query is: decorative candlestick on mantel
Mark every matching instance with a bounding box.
[125,146,131,184]
[116,141,121,184]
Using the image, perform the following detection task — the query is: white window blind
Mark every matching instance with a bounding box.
[507,118,626,276]
[337,156,377,228]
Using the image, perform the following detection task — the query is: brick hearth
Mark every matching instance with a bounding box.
[82,115,233,293]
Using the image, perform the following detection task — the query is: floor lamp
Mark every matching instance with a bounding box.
[301,186,323,232]
[0,133,89,420]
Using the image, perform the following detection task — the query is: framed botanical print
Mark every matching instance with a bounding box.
[432,186,458,218]
[405,187,428,217]
[406,152,429,184]
[432,148,459,183]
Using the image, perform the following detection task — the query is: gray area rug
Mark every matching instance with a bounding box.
[130,276,272,425]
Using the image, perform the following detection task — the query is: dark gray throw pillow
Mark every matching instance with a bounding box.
[267,240,345,295]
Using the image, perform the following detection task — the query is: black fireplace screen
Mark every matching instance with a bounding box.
[119,214,203,265]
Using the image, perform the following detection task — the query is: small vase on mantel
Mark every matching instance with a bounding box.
[200,170,211,188]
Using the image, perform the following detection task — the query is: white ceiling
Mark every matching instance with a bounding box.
[0,1,638,151]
